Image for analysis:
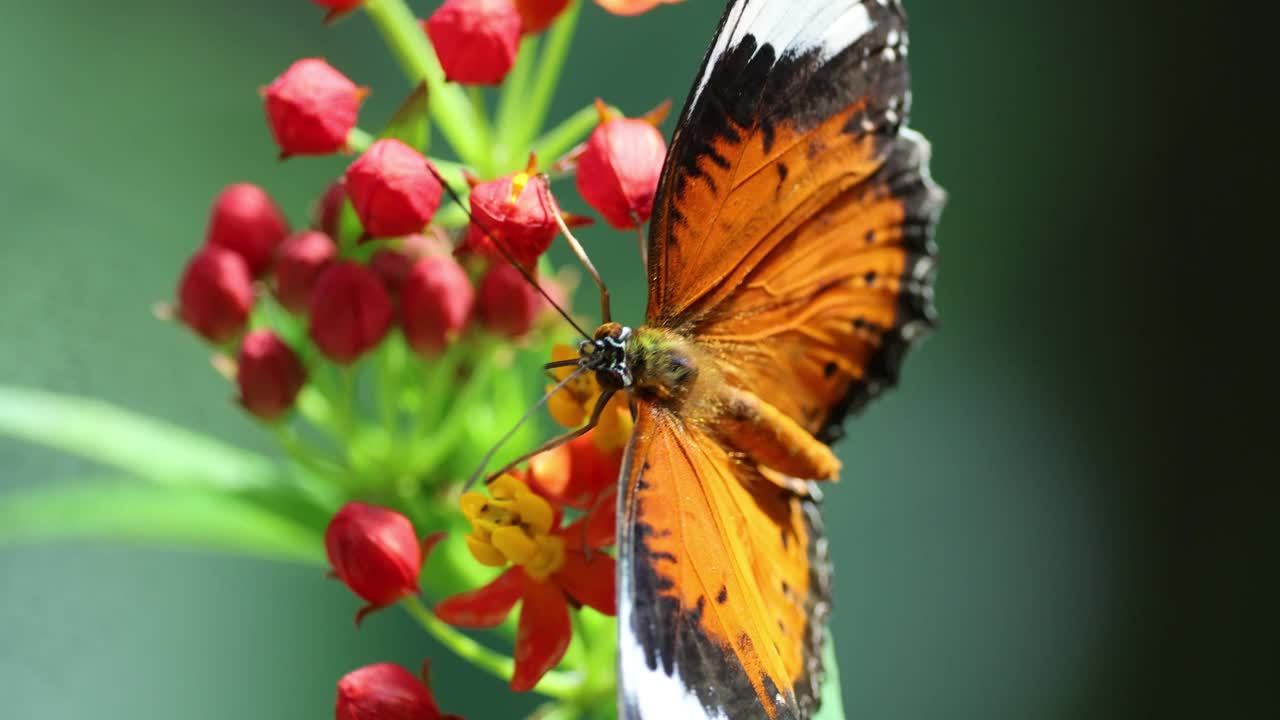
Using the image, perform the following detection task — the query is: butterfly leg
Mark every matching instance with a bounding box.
[719,386,841,482]
[482,389,618,485]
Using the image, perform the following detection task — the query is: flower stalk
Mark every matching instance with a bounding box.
[361,0,487,167]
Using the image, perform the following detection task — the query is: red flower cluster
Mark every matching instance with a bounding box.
[174,0,692,710]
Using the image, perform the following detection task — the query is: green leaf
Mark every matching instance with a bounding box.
[814,631,847,720]
[0,481,325,564]
[0,385,275,490]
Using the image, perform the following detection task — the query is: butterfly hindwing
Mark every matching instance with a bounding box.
[618,404,830,720]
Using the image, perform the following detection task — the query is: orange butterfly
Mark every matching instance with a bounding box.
[473,0,943,717]
[575,2,947,718]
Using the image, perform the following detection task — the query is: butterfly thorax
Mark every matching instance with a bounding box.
[616,325,703,408]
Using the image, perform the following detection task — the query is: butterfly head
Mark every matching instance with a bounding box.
[580,322,633,391]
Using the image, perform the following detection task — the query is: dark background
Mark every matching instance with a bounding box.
[1,1,1265,718]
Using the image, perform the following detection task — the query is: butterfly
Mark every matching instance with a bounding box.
[561,1,947,718]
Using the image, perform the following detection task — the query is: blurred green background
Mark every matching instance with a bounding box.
[0,1,1237,718]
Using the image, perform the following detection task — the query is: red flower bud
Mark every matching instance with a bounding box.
[514,0,570,34]
[313,181,346,239]
[312,0,364,23]
[335,663,456,720]
[309,261,393,364]
[461,171,558,268]
[370,249,415,300]
[275,230,338,314]
[424,0,523,86]
[176,245,255,343]
[476,262,542,338]
[236,330,306,421]
[325,503,422,623]
[401,256,475,356]
[576,111,667,229]
[399,231,454,259]
[205,183,291,276]
[369,234,455,304]
[344,139,444,238]
[263,58,365,159]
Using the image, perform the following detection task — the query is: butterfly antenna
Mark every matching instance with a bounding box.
[423,163,592,341]
[463,364,588,492]
[542,174,613,325]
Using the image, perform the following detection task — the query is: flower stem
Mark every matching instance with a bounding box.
[496,35,541,168]
[467,87,492,170]
[518,0,582,153]
[376,336,404,446]
[410,352,497,479]
[530,102,599,167]
[400,595,579,699]
[361,0,485,167]
[273,425,347,483]
[346,126,375,153]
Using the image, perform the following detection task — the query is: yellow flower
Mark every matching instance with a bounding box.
[459,474,565,581]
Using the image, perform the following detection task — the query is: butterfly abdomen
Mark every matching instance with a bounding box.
[720,387,841,482]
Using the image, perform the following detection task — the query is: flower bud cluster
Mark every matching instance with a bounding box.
[167,0,687,715]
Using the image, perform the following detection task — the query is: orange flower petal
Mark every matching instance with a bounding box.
[594,0,682,17]
[554,551,616,617]
[435,567,526,628]
[528,432,621,511]
[511,579,572,692]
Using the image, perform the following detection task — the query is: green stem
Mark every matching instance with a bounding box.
[531,703,582,720]
[377,336,403,445]
[330,364,358,444]
[426,156,470,190]
[495,34,541,168]
[273,425,348,485]
[530,102,600,167]
[362,0,485,167]
[410,355,497,479]
[467,87,492,171]
[433,204,470,230]
[400,595,579,699]
[518,0,582,152]
[411,343,464,438]
[346,126,374,153]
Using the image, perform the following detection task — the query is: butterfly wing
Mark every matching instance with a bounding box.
[646,0,944,439]
[621,1,943,717]
[618,403,830,720]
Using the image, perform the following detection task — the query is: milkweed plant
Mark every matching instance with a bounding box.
[0,1,846,719]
